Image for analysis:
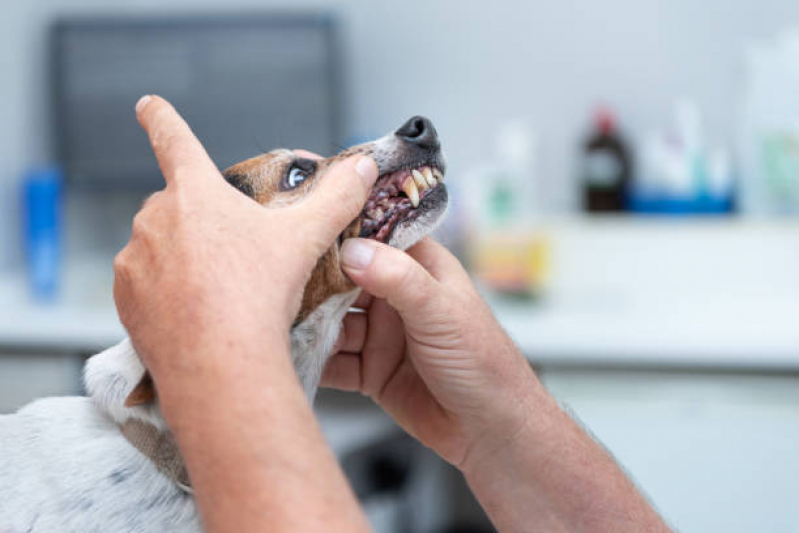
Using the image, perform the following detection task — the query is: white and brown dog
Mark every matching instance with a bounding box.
[0,116,448,532]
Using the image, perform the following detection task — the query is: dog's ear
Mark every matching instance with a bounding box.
[124,372,156,407]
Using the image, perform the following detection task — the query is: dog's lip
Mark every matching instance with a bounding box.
[336,161,445,247]
[356,164,445,242]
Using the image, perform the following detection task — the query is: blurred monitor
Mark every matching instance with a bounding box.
[51,14,339,190]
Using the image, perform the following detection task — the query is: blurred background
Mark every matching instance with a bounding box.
[2,0,799,531]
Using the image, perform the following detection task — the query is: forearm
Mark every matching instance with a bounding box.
[462,367,669,532]
[153,332,369,532]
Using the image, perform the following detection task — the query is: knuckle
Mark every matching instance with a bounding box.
[113,250,130,277]
[151,126,182,157]
[141,190,164,210]
[131,210,149,235]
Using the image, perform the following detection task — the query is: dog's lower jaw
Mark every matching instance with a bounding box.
[84,290,361,434]
[291,289,361,400]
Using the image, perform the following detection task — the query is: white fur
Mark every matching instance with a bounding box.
[291,289,361,399]
[0,397,200,532]
[0,292,364,532]
[84,338,169,432]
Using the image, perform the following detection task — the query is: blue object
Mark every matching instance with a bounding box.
[22,166,63,302]
[628,193,734,215]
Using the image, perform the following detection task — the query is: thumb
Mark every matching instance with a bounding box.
[340,238,440,316]
[293,155,379,247]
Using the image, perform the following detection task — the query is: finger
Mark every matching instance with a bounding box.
[292,149,323,160]
[340,238,440,316]
[340,312,368,353]
[135,95,219,187]
[331,311,367,357]
[358,298,407,398]
[320,353,362,391]
[407,238,471,285]
[291,155,378,246]
[352,291,373,310]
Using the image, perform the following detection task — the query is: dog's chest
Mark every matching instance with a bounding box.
[0,397,200,532]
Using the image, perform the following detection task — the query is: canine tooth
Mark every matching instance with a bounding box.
[368,208,384,220]
[422,167,436,186]
[412,169,429,190]
[402,177,420,208]
[432,168,444,181]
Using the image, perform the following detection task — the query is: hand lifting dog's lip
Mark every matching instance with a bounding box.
[223,115,449,323]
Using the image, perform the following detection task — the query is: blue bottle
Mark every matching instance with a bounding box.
[22,166,63,302]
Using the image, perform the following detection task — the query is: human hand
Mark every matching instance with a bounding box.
[113,96,375,532]
[321,237,544,468]
[113,95,378,382]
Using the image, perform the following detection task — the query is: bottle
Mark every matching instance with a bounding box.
[468,122,550,299]
[582,107,631,212]
[22,166,63,302]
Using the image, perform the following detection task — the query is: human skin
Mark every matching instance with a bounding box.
[113,95,374,532]
[323,233,672,532]
[117,94,669,532]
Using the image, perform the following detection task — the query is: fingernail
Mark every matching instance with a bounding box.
[135,95,152,115]
[341,239,375,270]
[355,156,378,186]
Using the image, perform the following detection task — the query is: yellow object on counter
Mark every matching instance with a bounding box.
[471,229,550,298]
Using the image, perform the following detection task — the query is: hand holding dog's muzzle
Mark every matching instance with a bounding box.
[324,236,543,469]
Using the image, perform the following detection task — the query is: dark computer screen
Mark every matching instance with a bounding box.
[51,14,339,190]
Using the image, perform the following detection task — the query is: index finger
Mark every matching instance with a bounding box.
[292,149,323,160]
[135,95,220,187]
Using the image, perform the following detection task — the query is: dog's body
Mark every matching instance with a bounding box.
[0,117,448,532]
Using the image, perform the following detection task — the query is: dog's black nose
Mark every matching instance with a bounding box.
[396,116,439,150]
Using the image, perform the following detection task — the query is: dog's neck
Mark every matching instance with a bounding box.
[84,289,360,431]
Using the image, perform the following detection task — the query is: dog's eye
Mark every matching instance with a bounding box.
[281,159,317,191]
[287,167,308,188]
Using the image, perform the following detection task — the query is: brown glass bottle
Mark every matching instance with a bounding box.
[582,109,631,212]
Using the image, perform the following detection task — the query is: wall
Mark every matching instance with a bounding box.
[2,0,799,267]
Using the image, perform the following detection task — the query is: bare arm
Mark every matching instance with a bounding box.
[114,96,375,532]
[323,237,670,532]
[460,364,668,532]
[154,334,369,532]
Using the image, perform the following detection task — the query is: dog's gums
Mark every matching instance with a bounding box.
[359,165,445,242]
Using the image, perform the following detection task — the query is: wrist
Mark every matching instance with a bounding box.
[151,324,293,425]
[457,346,555,476]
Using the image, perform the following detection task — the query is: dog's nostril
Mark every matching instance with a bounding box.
[395,116,439,150]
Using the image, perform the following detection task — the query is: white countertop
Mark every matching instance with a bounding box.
[1,218,798,367]
[0,257,124,352]
[491,294,799,369]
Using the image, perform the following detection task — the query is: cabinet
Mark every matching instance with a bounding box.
[0,352,84,413]
[541,368,799,532]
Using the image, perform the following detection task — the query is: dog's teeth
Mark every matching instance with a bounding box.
[432,168,444,181]
[412,169,429,191]
[422,167,437,187]
[368,207,384,220]
[402,177,420,208]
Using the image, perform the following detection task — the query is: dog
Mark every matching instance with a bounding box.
[0,116,448,532]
